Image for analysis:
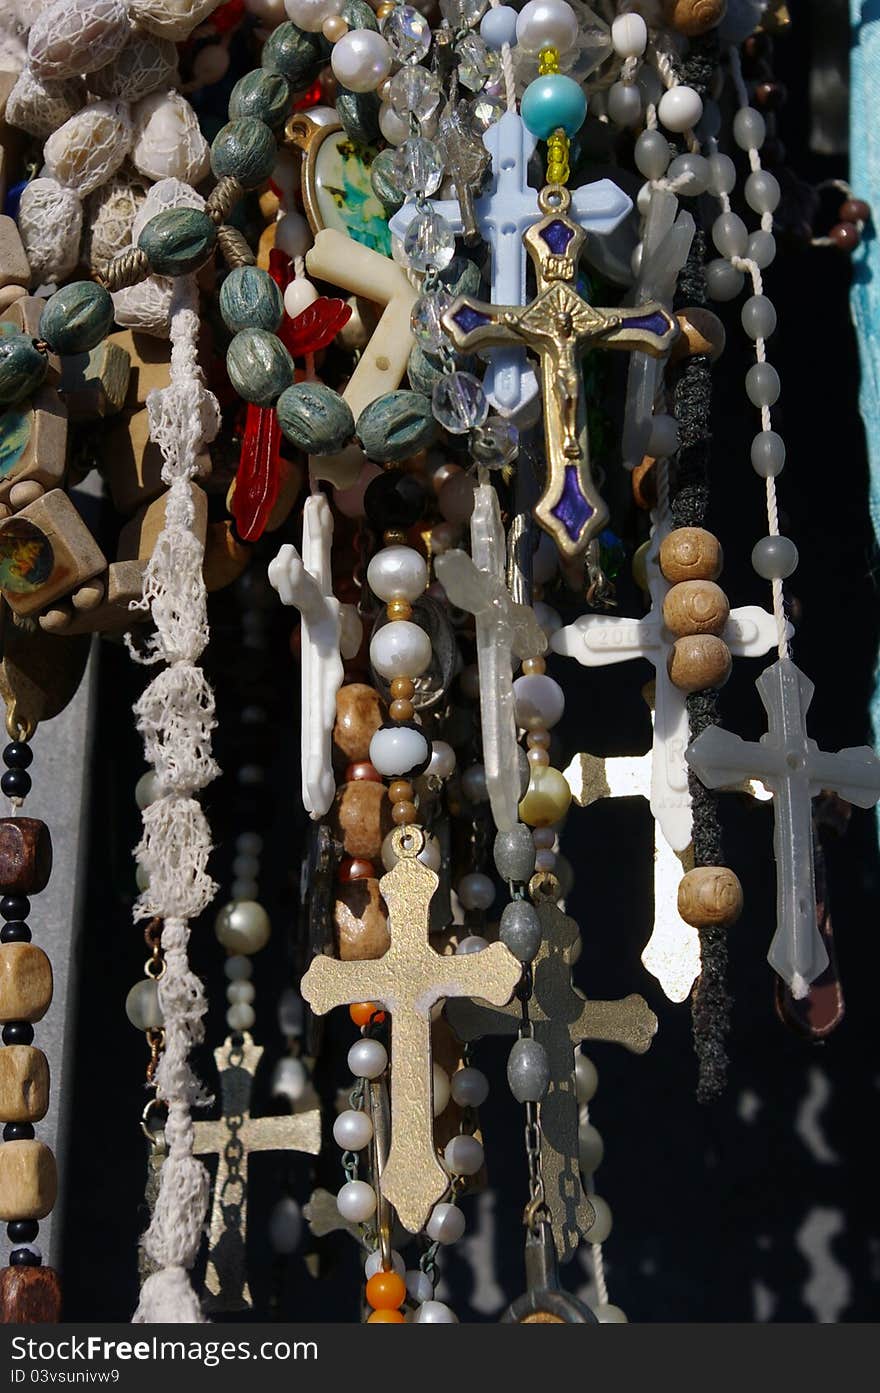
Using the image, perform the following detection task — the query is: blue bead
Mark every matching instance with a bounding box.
[480,5,517,50]
[521,74,587,140]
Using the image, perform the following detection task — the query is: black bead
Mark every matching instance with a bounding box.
[9,1248,41,1267]
[364,470,427,531]
[7,1221,38,1243]
[2,743,33,770]
[0,895,29,921]
[2,1022,34,1046]
[3,1123,35,1142]
[1,922,31,943]
[0,769,31,799]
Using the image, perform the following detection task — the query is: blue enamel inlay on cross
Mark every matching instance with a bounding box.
[452,304,492,333]
[540,219,576,256]
[623,311,671,337]
[551,465,594,542]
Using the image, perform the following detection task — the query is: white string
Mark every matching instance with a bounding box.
[647,40,701,154]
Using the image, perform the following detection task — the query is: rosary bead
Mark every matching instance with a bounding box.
[706,152,736,196]
[662,581,730,637]
[391,800,418,824]
[519,765,571,826]
[366,1269,406,1311]
[370,620,431,680]
[215,900,271,955]
[389,699,414,722]
[748,230,777,269]
[513,674,564,731]
[388,781,414,805]
[648,413,679,458]
[494,826,537,883]
[385,598,412,621]
[2,1024,34,1046]
[433,1062,451,1115]
[634,130,671,180]
[334,684,385,765]
[745,362,781,407]
[733,105,766,151]
[277,383,355,454]
[405,1268,434,1303]
[840,198,870,224]
[741,295,777,341]
[521,73,587,139]
[661,0,726,36]
[275,211,312,260]
[415,1300,458,1322]
[331,28,392,92]
[229,70,292,129]
[0,771,31,801]
[367,545,427,604]
[2,745,33,772]
[426,1201,465,1244]
[268,1196,303,1255]
[338,857,376,882]
[1,896,30,922]
[1,926,31,945]
[227,1001,256,1031]
[262,21,326,85]
[438,472,477,525]
[712,211,749,260]
[39,282,114,356]
[829,221,861,252]
[657,85,703,134]
[507,1037,550,1102]
[577,1120,604,1174]
[457,873,495,912]
[333,782,391,861]
[659,528,722,584]
[461,764,488,804]
[337,1179,377,1222]
[367,1309,404,1322]
[444,1133,484,1176]
[357,391,437,462]
[0,335,48,408]
[607,81,642,128]
[751,535,798,580]
[516,1,579,54]
[611,11,647,55]
[0,1141,57,1222]
[7,1221,39,1244]
[220,266,284,334]
[745,170,781,216]
[751,430,786,477]
[124,979,163,1031]
[667,635,731,692]
[286,0,344,29]
[481,4,518,48]
[672,307,726,363]
[677,866,743,928]
[226,980,255,1005]
[499,900,542,962]
[667,153,710,197]
[364,470,427,529]
[227,330,294,408]
[451,1065,490,1108]
[585,1196,613,1244]
[366,1249,405,1280]
[427,740,456,779]
[0,944,52,1024]
[575,1052,598,1103]
[348,1038,388,1080]
[333,1108,373,1150]
[138,208,217,277]
[527,748,550,767]
[705,258,744,302]
[456,935,489,954]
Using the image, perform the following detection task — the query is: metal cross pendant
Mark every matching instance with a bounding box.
[686,658,880,996]
[443,185,677,558]
[193,1033,321,1312]
[446,900,656,1262]
[300,826,521,1233]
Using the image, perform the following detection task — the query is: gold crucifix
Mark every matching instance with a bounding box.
[300,826,522,1233]
[193,1033,321,1311]
[442,185,678,559]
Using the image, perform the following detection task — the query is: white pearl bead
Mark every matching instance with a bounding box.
[135,771,161,809]
[457,872,495,912]
[227,1002,256,1031]
[236,831,263,856]
[336,1179,377,1222]
[215,900,271,955]
[426,1201,466,1244]
[272,1055,308,1102]
[233,853,260,881]
[607,80,642,127]
[575,1052,598,1103]
[283,277,319,318]
[224,954,253,981]
[515,0,578,56]
[427,740,456,779]
[125,979,163,1031]
[284,0,342,31]
[577,1120,604,1174]
[274,210,312,259]
[333,1108,373,1150]
[331,29,392,94]
[231,878,259,902]
[226,980,256,1005]
[432,1062,450,1116]
[658,85,703,134]
[365,1248,405,1279]
[513,673,565,730]
[594,1303,629,1323]
[585,1194,613,1244]
[451,1066,489,1108]
[455,933,489,953]
[370,619,432,679]
[369,725,429,778]
[348,1037,388,1079]
[269,1196,302,1254]
[405,1268,434,1304]
[416,1300,459,1322]
[378,102,409,146]
[367,545,428,603]
[381,829,442,872]
[611,12,647,56]
[444,1133,484,1176]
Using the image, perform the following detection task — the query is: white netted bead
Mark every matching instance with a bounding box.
[10,0,51,24]
[86,172,149,270]
[112,275,175,337]
[5,67,85,139]
[28,0,131,81]
[131,90,211,184]
[17,176,82,283]
[90,30,179,102]
[44,99,132,198]
[132,177,206,237]
[127,0,223,41]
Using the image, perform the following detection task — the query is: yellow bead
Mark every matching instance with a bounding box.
[518,765,572,827]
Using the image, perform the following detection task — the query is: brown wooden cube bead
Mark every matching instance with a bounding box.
[0,489,107,619]
[0,818,52,895]
[659,527,723,584]
[663,581,730,637]
[117,483,208,563]
[334,878,391,960]
[0,1046,49,1123]
[0,1140,57,1220]
[678,866,743,928]
[330,780,391,861]
[0,1264,62,1323]
[0,944,53,1024]
[667,634,732,693]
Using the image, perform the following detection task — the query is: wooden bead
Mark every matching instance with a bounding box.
[0,1264,62,1323]
[0,818,52,894]
[333,683,385,765]
[0,1046,50,1122]
[344,761,383,783]
[0,1139,57,1220]
[389,698,414,722]
[671,307,726,362]
[678,866,743,928]
[663,581,730,637]
[667,635,731,692]
[391,800,418,825]
[662,0,727,37]
[632,456,657,510]
[0,944,53,1024]
[390,676,414,700]
[330,780,391,861]
[659,527,723,584]
[388,781,413,804]
[334,878,391,960]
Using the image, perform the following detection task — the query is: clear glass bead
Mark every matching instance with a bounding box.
[411,288,453,350]
[403,210,456,270]
[382,4,432,63]
[471,414,519,467]
[469,93,504,133]
[432,371,489,433]
[456,33,491,92]
[392,136,445,198]
[440,0,488,28]
[388,65,442,123]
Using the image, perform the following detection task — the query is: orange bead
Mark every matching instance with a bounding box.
[367,1308,405,1323]
[350,1001,386,1027]
[366,1271,407,1311]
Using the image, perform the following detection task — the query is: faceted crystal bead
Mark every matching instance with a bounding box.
[382,5,432,64]
[471,415,519,467]
[392,136,445,198]
[469,93,504,133]
[411,288,453,350]
[388,65,442,123]
[403,211,456,271]
[456,34,492,92]
[432,371,489,433]
[440,0,489,28]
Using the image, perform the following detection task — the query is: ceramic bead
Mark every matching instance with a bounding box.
[0,335,48,408]
[39,283,114,357]
[357,391,437,462]
[507,1037,550,1102]
[493,825,537,883]
[220,267,285,335]
[211,118,278,190]
[677,866,743,928]
[138,208,217,276]
[667,635,732,692]
[276,383,355,454]
[262,21,326,86]
[226,329,294,408]
[0,1141,57,1222]
[229,70,292,129]
[662,581,730,637]
[659,527,723,584]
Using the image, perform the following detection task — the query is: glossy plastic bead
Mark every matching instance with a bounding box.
[365,1249,405,1280]
[705,259,744,302]
[456,934,489,954]
[457,872,495,911]
[648,413,679,458]
[748,231,777,269]
[741,295,777,341]
[286,0,343,29]
[215,900,271,954]
[513,673,564,731]
[347,1037,388,1079]
[369,726,429,778]
[733,106,765,151]
[0,336,48,408]
[611,12,647,55]
[432,1061,450,1115]
[432,371,489,434]
[595,1303,628,1323]
[367,546,427,603]
[634,129,670,180]
[745,170,780,216]
[706,152,735,196]
[585,1194,612,1244]
[499,899,541,962]
[331,29,392,92]
[227,329,293,407]
[712,212,748,259]
[657,85,703,133]
[516,1,578,55]
[39,282,114,356]
[220,266,284,335]
[138,208,217,276]
[751,535,798,580]
[607,81,642,127]
[507,1037,550,1102]
[370,620,431,680]
[333,1108,373,1150]
[416,1300,458,1322]
[229,70,292,129]
[277,383,354,454]
[521,73,587,139]
[578,1120,604,1173]
[443,1134,484,1176]
[480,5,517,49]
[366,1269,406,1310]
[667,153,709,196]
[450,1066,489,1108]
[337,1179,377,1222]
[519,765,571,827]
[427,741,456,779]
[426,1201,465,1243]
[751,430,785,477]
[745,362,780,407]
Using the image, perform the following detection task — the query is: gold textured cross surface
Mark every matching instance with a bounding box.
[442,185,677,559]
[446,900,657,1262]
[193,1033,321,1311]
[300,826,522,1233]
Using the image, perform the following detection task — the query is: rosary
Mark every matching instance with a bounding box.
[0,0,875,1326]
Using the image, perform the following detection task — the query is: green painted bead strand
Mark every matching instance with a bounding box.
[227,329,294,407]
[138,208,218,277]
[39,281,114,357]
[219,267,285,335]
[0,333,48,407]
[229,69,292,130]
[261,22,326,87]
[211,118,278,191]
[276,383,354,455]
[357,391,438,462]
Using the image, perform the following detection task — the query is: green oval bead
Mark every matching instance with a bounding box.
[39,281,114,356]
[211,118,277,190]
[444,257,482,300]
[276,383,354,455]
[370,149,403,214]
[341,0,378,31]
[407,345,475,396]
[0,334,48,408]
[262,22,325,89]
[336,87,380,145]
[138,208,218,277]
[229,69,291,129]
[356,391,438,462]
[219,267,284,335]
[226,329,293,407]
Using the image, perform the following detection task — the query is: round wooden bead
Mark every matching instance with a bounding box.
[0,334,48,408]
[662,0,727,37]
[276,383,355,455]
[228,70,292,129]
[138,207,217,276]
[211,118,278,190]
[39,282,114,356]
[333,683,386,764]
[663,581,730,637]
[671,306,726,362]
[677,866,743,928]
[667,635,731,692]
[356,391,438,462]
[226,329,293,407]
[334,878,391,959]
[219,266,284,334]
[330,781,391,861]
[659,527,723,584]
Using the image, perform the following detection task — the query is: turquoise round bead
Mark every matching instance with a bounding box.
[211,118,277,190]
[276,383,354,455]
[356,391,438,462]
[219,267,284,335]
[138,208,217,276]
[0,333,48,407]
[226,329,293,407]
[39,281,114,356]
[520,74,587,140]
[229,70,291,129]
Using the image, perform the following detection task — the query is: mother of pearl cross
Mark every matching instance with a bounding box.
[551,518,786,852]
[389,111,632,418]
[301,826,522,1233]
[268,492,360,819]
[686,657,880,997]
